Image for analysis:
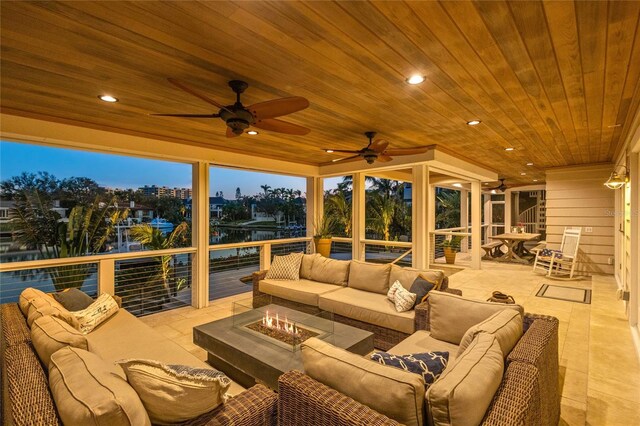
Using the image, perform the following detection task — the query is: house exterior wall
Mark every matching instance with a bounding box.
[545,164,615,275]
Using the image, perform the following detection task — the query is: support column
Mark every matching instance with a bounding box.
[427,183,436,265]
[352,173,366,261]
[460,189,469,253]
[412,165,429,269]
[306,177,324,253]
[483,193,492,242]
[471,181,482,269]
[629,152,639,327]
[192,162,209,308]
[504,189,512,232]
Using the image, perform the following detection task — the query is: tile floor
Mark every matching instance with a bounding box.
[139,262,640,425]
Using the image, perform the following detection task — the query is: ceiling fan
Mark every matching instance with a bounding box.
[151,78,310,137]
[487,178,508,192]
[324,132,430,164]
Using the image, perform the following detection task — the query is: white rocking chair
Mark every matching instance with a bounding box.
[533,227,582,279]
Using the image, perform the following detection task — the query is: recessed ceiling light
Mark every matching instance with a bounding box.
[483,182,489,185]
[526,162,534,166]
[98,95,118,103]
[325,149,334,153]
[607,124,621,128]
[490,189,497,194]
[505,147,515,151]
[247,130,258,135]
[533,179,538,182]
[406,75,426,85]
[466,120,481,126]
[452,183,463,188]
[520,172,527,176]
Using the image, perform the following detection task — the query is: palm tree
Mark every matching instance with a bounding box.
[367,193,395,241]
[436,189,461,229]
[129,222,189,297]
[260,184,272,196]
[325,191,352,236]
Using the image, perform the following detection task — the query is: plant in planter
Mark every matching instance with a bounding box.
[313,215,335,257]
[441,235,464,265]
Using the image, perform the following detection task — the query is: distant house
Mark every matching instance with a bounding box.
[183,196,229,220]
[115,201,154,223]
[0,199,66,222]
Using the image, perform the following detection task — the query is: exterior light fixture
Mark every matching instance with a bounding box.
[490,189,497,194]
[247,131,258,135]
[504,147,515,151]
[466,120,481,126]
[406,75,426,85]
[452,183,463,188]
[98,95,118,103]
[604,165,629,189]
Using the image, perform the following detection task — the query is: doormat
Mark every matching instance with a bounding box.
[536,284,591,304]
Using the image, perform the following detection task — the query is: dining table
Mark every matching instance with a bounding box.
[491,232,541,263]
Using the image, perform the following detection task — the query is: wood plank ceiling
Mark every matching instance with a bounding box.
[1,1,639,185]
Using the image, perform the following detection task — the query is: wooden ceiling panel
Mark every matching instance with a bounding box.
[1,0,639,185]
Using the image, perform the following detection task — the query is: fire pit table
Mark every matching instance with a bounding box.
[193,295,374,390]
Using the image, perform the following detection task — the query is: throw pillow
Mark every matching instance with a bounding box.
[72,293,119,334]
[387,280,403,302]
[117,359,231,424]
[31,315,88,368]
[53,288,95,311]
[26,297,79,329]
[265,252,304,280]
[371,351,449,389]
[394,286,417,312]
[49,347,150,426]
[540,248,563,259]
[19,287,48,316]
[409,276,435,307]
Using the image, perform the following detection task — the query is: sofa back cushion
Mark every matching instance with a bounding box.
[457,309,523,358]
[426,333,504,426]
[302,337,425,426]
[26,297,79,329]
[31,315,88,368]
[19,287,48,316]
[309,256,350,286]
[348,260,391,294]
[389,265,444,291]
[300,253,320,279]
[429,291,524,344]
[49,347,151,426]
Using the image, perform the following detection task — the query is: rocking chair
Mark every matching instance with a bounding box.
[533,227,582,279]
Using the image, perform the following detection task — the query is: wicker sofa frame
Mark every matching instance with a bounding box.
[252,270,461,350]
[0,303,277,426]
[278,312,560,426]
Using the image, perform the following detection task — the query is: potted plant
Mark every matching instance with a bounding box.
[441,235,464,265]
[313,215,334,257]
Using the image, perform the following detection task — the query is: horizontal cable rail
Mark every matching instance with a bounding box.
[209,245,259,301]
[330,239,352,260]
[364,242,412,267]
[271,240,312,257]
[209,237,311,251]
[361,239,412,248]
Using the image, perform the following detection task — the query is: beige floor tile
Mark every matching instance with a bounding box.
[560,367,589,403]
[587,389,640,426]
[560,397,587,426]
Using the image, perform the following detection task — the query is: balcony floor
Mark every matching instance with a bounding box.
[139,261,640,426]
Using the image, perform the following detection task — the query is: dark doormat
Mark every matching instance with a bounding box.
[536,284,591,304]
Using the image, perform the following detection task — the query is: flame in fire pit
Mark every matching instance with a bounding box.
[262,310,299,336]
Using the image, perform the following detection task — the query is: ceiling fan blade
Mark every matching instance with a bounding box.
[384,147,430,156]
[249,97,309,119]
[332,154,361,163]
[370,139,389,153]
[253,118,310,135]
[324,149,361,154]
[150,113,220,118]
[226,127,241,138]
[167,78,231,113]
[377,154,393,162]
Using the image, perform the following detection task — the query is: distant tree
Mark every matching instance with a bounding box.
[260,185,271,195]
[367,193,395,241]
[59,177,104,207]
[235,187,242,199]
[149,197,187,225]
[325,191,351,236]
[0,171,60,200]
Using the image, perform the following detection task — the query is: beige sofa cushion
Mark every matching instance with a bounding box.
[49,347,151,426]
[26,296,79,329]
[429,291,524,344]
[309,256,350,286]
[388,330,461,362]
[426,334,504,426]
[31,315,88,368]
[348,260,391,294]
[389,265,445,291]
[118,359,231,424]
[302,337,425,426]
[319,287,415,334]
[457,308,523,358]
[259,278,342,306]
[300,253,320,279]
[19,287,48,316]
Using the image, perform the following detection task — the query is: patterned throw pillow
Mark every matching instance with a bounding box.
[72,293,119,334]
[371,351,449,389]
[387,280,404,302]
[409,276,436,308]
[265,252,304,280]
[540,248,563,259]
[117,359,231,424]
[394,285,417,312]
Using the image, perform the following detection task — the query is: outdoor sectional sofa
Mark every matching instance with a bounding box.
[0,297,277,425]
[253,254,460,350]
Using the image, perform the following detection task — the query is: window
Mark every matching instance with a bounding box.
[323,176,352,238]
[364,177,412,242]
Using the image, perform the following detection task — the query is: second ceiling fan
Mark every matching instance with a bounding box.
[324,132,430,164]
[152,78,310,137]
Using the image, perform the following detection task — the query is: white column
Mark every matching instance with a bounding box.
[192,162,209,308]
[504,189,512,232]
[427,183,436,265]
[352,173,366,261]
[471,181,482,269]
[98,259,115,295]
[483,193,492,242]
[306,177,324,253]
[629,152,639,327]
[412,165,429,269]
[460,189,469,253]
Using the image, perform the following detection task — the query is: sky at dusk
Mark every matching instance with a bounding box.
[0,141,344,198]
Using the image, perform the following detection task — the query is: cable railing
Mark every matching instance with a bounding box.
[362,239,413,267]
[329,237,353,260]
